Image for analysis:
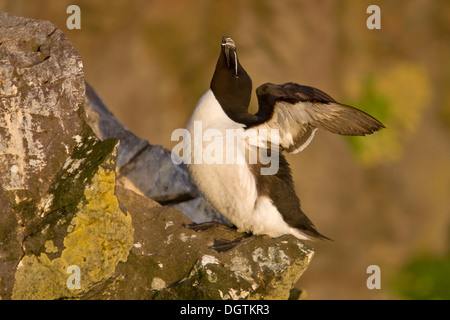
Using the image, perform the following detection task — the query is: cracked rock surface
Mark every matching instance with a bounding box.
[0,12,314,300]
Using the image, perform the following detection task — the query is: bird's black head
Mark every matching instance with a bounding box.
[210,36,253,124]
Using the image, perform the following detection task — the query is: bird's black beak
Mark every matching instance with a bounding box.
[222,36,239,77]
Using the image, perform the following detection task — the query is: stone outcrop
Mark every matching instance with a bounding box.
[84,82,231,226]
[0,11,314,300]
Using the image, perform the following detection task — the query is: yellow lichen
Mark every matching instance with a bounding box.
[44,240,58,254]
[12,161,134,300]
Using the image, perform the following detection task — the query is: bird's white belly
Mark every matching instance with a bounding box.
[252,196,312,240]
[190,158,312,240]
[188,161,257,232]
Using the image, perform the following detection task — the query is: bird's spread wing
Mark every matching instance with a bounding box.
[252,82,385,153]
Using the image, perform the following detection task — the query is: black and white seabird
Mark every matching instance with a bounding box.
[185,36,384,241]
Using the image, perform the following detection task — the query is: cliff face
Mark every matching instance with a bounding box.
[0,11,313,300]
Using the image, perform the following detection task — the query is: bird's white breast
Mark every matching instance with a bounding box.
[186,90,258,231]
[186,89,243,132]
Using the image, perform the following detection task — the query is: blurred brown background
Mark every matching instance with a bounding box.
[2,0,449,299]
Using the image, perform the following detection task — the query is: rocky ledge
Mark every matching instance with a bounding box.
[0,11,314,300]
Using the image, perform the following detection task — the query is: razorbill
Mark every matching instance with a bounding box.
[184,36,384,241]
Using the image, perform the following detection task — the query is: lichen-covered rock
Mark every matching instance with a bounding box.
[12,148,134,299]
[0,11,87,299]
[0,11,134,300]
[85,186,314,300]
[0,11,314,300]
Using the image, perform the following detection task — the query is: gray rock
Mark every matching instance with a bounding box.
[84,82,230,225]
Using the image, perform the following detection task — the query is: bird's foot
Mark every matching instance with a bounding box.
[183,222,252,252]
[183,221,236,232]
[209,234,253,253]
